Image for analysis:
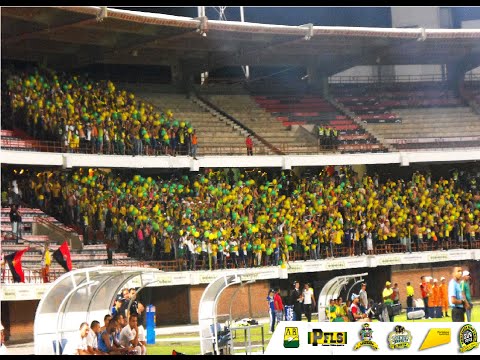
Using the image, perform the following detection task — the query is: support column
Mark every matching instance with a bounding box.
[306,66,329,95]
[446,61,467,96]
[170,59,194,92]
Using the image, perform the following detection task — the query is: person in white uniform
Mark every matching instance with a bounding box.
[302,283,316,322]
[119,313,142,355]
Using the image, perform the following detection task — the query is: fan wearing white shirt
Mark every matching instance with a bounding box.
[119,313,142,355]
[87,320,106,355]
[302,283,316,322]
[62,322,90,355]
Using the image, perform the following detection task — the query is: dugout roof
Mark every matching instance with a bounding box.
[33,266,163,355]
[2,6,480,76]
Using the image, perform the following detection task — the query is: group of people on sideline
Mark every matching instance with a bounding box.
[266,266,474,331]
[63,288,146,355]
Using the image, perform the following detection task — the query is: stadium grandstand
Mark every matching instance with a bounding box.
[1,6,479,355]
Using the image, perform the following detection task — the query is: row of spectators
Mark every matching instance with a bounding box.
[4,67,197,156]
[7,166,480,269]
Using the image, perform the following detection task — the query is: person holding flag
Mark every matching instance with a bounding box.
[5,247,29,283]
[41,242,51,283]
[53,241,73,272]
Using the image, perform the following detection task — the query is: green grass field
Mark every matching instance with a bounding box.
[147,307,479,355]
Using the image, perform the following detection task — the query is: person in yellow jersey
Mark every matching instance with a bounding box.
[41,242,51,283]
[406,281,415,311]
[382,280,395,321]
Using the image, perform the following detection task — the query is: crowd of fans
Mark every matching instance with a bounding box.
[9,165,479,270]
[4,67,197,156]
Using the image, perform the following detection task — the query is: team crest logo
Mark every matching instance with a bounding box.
[459,324,479,353]
[284,327,299,348]
[353,323,378,350]
[387,325,412,349]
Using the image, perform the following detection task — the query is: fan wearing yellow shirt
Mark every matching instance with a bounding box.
[41,242,51,283]
[406,282,415,310]
[382,281,395,321]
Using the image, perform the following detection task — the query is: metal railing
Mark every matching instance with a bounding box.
[329,73,480,84]
[2,239,479,283]
[1,135,389,156]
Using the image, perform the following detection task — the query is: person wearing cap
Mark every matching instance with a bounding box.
[461,270,473,322]
[439,277,449,318]
[112,295,124,317]
[383,281,394,305]
[349,294,368,322]
[382,281,395,321]
[448,266,466,322]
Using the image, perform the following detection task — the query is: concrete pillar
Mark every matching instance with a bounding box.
[446,61,467,96]
[307,66,328,95]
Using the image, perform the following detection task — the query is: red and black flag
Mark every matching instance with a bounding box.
[5,247,29,283]
[53,241,72,272]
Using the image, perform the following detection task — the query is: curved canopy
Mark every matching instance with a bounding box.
[317,272,368,322]
[198,273,243,355]
[34,266,163,355]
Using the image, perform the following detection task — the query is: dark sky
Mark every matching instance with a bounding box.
[114,7,480,28]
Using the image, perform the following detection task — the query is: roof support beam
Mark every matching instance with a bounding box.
[3,17,99,45]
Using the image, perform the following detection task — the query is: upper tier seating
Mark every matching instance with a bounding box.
[253,94,386,153]
[331,83,480,150]
[121,85,260,155]
[205,94,321,154]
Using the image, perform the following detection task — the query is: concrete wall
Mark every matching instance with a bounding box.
[1,300,39,343]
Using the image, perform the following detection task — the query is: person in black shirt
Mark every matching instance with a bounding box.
[289,281,303,321]
[9,204,22,244]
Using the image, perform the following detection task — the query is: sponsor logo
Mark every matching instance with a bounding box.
[283,327,300,348]
[387,325,412,349]
[427,253,449,262]
[325,260,346,270]
[377,256,401,265]
[459,324,479,353]
[307,329,347,346]
[419,328,451,351]
[353,323,378,350]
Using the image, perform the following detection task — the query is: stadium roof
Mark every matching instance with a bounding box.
[2,6,480,76]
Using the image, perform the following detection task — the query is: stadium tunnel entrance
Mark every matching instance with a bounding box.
[33,266,166,355]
